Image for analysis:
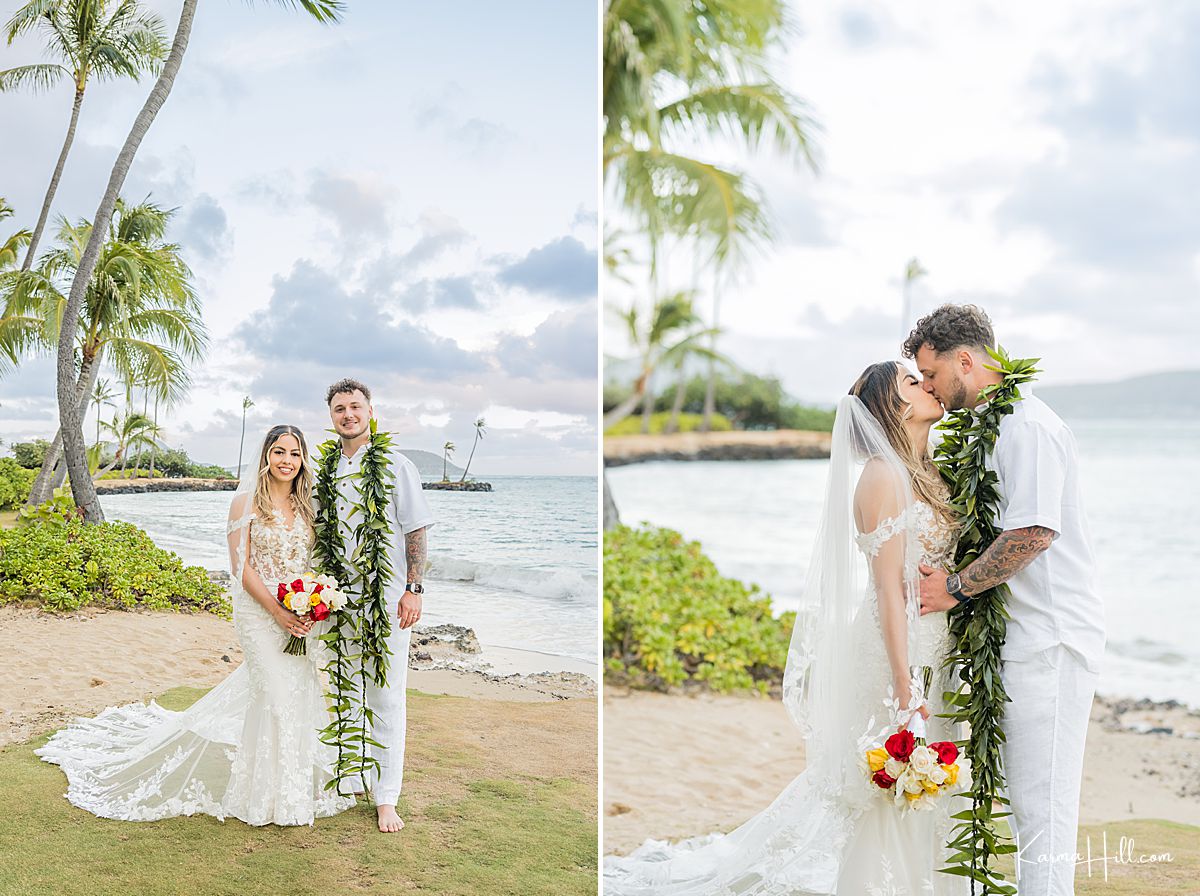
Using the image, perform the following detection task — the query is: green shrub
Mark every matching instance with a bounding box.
[9,439,50,470]
[604,525,794,694]
[0,458,36,510]
[0,518,229,617]
[604,411,733,436]
[16,486,81,530]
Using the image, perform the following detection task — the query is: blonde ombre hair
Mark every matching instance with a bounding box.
[252,424,315,531]
[849,362,956,526]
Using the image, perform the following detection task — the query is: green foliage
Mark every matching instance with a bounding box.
[604,525,794,694]
[605,371,836,432]
[935,345,1040,895]
[16,486,80,529]
[9,439,50,469]
[0,517,228,617]
[605,411,733,436]
[0,457,36,509]
[313,418,397,795]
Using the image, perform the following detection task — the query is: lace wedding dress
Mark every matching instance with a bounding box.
[604,396,970,896]
[36,504,355,827]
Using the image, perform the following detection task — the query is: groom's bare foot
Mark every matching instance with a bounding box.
[377,804,404,833]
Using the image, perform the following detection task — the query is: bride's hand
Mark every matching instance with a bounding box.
[894,682,931,724]
[273,607,311,638]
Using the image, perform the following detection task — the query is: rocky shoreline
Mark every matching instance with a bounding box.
[604,429,832,466]
[94,477,238,494]
[423,480,493,491]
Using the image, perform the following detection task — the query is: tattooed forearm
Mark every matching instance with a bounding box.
[960,525,1055,596]
[404,527,428,583]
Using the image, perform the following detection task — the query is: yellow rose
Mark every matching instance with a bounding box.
[942,763,959,786]
[310,593,321,607]
[866,748,889,773]
[922,779,939,795]
[905,789,922,803]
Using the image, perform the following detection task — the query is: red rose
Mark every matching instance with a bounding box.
[312,602,330,621]
[312,583,324,594]
[885,729,916,762]
[291,578,305,593]
[872,769,896,790]
[277,583,288,601]
[930,741,958,764]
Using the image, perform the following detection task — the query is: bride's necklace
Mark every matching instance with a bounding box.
[932,345,1039,894]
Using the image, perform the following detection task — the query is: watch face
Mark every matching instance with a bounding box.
[408,583,424,594]
[947,573,961,593]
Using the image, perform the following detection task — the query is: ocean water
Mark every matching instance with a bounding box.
[101,475,599,672]
[606,420,1200,707]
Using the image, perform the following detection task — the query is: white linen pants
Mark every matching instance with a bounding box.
[1000,644,1098,896]
[337,600,412,807]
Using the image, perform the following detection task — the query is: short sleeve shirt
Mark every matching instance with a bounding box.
[986,393,1105,671]
[332,446,435,604]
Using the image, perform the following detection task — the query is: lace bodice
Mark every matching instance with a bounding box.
[854,501,956,573]
[248,508,313,585]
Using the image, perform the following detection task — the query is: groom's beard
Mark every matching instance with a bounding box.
[945,379,970,411]
[337,422,370,441]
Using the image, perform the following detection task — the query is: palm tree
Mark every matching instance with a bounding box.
[604,0,820,433]
[89,375,116,446]
[50,0,343,523]
[98,409,154,478]
[603,293,721,432]
[2,0,168,271]
[458,419,486,483]
[0,198,205,506]
[441,440,455,482]
[0,200,31,272]
[900,257,927,342]
[237,395,254,480]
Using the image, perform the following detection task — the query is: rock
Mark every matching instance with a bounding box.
[221,655,232,663]
[412,623,482,655]
[94,477,239,494]
[423,481,493,492]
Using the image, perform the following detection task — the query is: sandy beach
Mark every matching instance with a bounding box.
[603,687,1200,855]
[0,604,595,749]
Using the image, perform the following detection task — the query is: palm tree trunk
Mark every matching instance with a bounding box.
[602,390,644,431]
[237,405,248,480]
[442,453,448,481]
[701,283,721,433]
[131,388,148,476]
[149,399,158,477]
[665,367,687,434]
[640,382,655,434]
[29,354,101,505]
[21,86,85,272]
[56,0,198,524]
[602,472,620,531]
[458,434,479,483]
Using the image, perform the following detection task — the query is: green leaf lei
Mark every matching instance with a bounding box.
[934,346,1040,895]
[312,417,398,797]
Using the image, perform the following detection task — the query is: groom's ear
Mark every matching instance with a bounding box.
[958,348,976,374]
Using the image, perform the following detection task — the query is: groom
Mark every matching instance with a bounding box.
[324,377,436,833]
[907,305,1105,895]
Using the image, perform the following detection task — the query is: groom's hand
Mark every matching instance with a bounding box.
[398,592,422,629]
[918,564,957,615]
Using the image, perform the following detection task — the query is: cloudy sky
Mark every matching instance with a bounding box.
[605,0,1199,406]
[1,1,598,474]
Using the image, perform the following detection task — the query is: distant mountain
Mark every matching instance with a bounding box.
[1036,370,1200,419]
[398,448,466,480]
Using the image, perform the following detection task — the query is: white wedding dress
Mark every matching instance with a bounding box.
[604,396,970,896]
[36,503,355,826]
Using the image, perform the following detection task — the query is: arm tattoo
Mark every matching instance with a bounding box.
[960,525,1055,596]
[404,527,427,584]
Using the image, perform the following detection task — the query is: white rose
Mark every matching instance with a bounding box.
[927,764,948,786]
[895,767,923,795]
[324,590,346,611]
[884,757,906,780]
[908,745,937,776]
[288,591,310,613]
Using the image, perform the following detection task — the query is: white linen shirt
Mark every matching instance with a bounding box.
[986,392,1105,672]
[330,446,436,600]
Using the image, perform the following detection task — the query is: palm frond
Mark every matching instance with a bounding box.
[0,62,68,92]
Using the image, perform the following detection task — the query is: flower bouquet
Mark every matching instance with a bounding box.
[276,573,347,656]
[863,666,964,811]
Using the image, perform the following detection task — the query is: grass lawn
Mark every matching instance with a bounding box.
[0,687,597,896]
[986,816,1200,895]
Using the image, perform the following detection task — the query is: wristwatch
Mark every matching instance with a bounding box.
[405,582,425,595]
[945,572,969,603]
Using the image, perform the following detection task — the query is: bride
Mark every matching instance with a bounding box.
[36,424,356,826]
[604,362,970,895]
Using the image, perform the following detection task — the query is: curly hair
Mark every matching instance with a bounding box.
[252,424,315,533]
[901,304,994,358]
[325,377,372,405]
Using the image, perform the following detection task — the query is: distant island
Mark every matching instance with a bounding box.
[1036,370,1200,419]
